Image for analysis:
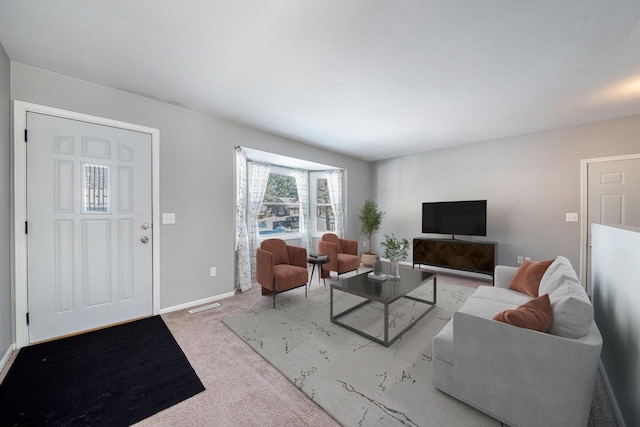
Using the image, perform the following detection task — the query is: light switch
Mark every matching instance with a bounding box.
[565,213,579,223]
[162,213,176,224]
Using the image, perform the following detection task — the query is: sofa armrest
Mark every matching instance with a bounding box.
[256,248,274,290]
[452,311,602,427]
[494,265,518,289]
[287,245,307,268]
[340,238,358,256]
[318,240,338,271]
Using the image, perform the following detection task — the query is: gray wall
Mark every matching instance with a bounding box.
[0,43,12,358]
[371,115,640,275]
[10,62,371,310]
[592,223,640,427]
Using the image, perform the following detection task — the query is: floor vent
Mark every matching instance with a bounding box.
[188,303,220,314]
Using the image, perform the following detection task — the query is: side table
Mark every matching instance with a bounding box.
[307,257,329,289]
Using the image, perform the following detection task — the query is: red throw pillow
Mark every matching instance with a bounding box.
[493,294,553,332]
[508,259,553,297]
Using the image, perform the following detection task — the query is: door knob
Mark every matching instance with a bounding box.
[141,236,149,244]
[141,223,149,230]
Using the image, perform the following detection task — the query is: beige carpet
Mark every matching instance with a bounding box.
[0,267,618,426]
[135,279,341,427]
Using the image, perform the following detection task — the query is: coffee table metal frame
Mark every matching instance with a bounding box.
[330,269,437,347]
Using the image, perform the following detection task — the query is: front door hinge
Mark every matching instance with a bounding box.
[25,221,28,234]
[24,129,28,142]
[26,312,29,325]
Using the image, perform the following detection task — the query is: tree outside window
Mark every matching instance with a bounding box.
[315,177,334,233]
[255,167,339,239]
[259,171,300,236]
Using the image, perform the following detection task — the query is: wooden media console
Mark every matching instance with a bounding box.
[412,238,497,282]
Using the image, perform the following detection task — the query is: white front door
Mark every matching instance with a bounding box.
[586,156,640,293]
[26,112,153,343]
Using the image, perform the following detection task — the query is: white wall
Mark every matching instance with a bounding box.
[0,43,12,360]
[10,62,371,310]
[592,223,640,427]
[371,115,640,275]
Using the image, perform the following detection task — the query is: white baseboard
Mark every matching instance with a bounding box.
[0,342,16,373]
[159,291,236,314]
[598,362,625,427]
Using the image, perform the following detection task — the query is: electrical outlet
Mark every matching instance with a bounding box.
[517,256,524,264]
[565,213,579,223]
[162,213,176,224]
[210,267,216,277]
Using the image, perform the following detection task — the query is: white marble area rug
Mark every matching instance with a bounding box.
[223,276,501,427]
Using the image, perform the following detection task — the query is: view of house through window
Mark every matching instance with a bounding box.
[259,170,300,235]
[314,176,335,233]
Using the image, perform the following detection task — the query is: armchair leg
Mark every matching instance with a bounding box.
[273,292,276,308]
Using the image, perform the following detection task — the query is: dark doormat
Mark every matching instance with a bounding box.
[0,315,205,426]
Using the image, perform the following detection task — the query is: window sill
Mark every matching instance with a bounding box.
[259,233,303,242]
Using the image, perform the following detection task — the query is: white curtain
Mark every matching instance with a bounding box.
[327,170,344,237]
[234,147,252,292]
[247,161,271,278]
[293,169,311,254]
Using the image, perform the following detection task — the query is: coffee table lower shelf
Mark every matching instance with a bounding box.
[330,274,437,347]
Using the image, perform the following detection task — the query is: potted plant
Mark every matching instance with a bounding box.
[358,199,385,266]
[381,233,410,278]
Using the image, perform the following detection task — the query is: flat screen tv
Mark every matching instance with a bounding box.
[422,200,487,237]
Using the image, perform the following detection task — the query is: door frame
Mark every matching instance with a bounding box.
[580,153,640,293]
[12,101,161,349]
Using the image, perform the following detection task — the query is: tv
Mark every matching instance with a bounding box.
[422,200,487,237]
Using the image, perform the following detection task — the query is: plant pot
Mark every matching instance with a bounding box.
[389,259,401,278]
[361,252,377,267]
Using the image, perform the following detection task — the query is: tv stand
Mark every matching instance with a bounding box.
[412,238,497,283]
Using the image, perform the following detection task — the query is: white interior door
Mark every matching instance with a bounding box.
[26,112,153,343]
[586,156,640,293]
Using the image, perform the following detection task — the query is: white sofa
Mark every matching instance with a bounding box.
[432,256,602,427]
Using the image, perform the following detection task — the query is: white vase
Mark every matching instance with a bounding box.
[389,259,400,278]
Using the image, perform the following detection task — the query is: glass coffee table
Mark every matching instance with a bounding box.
[330,268,437,347]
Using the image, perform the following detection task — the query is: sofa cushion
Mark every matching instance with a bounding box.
[493,294,553,332]
[539,256,580,295]
[508,259,553,297]
[458,296,517,320]
[322,233,343,253]
[337,253,360,272]
[548,280,593,338]
[261,238,290,265]
[471,285,533,306]
[273,264,309,291]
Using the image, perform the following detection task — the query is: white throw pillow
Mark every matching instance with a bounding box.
[539,256,580,296]
[548,280,593,338]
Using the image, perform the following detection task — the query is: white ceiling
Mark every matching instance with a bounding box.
[1,1,640,162]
